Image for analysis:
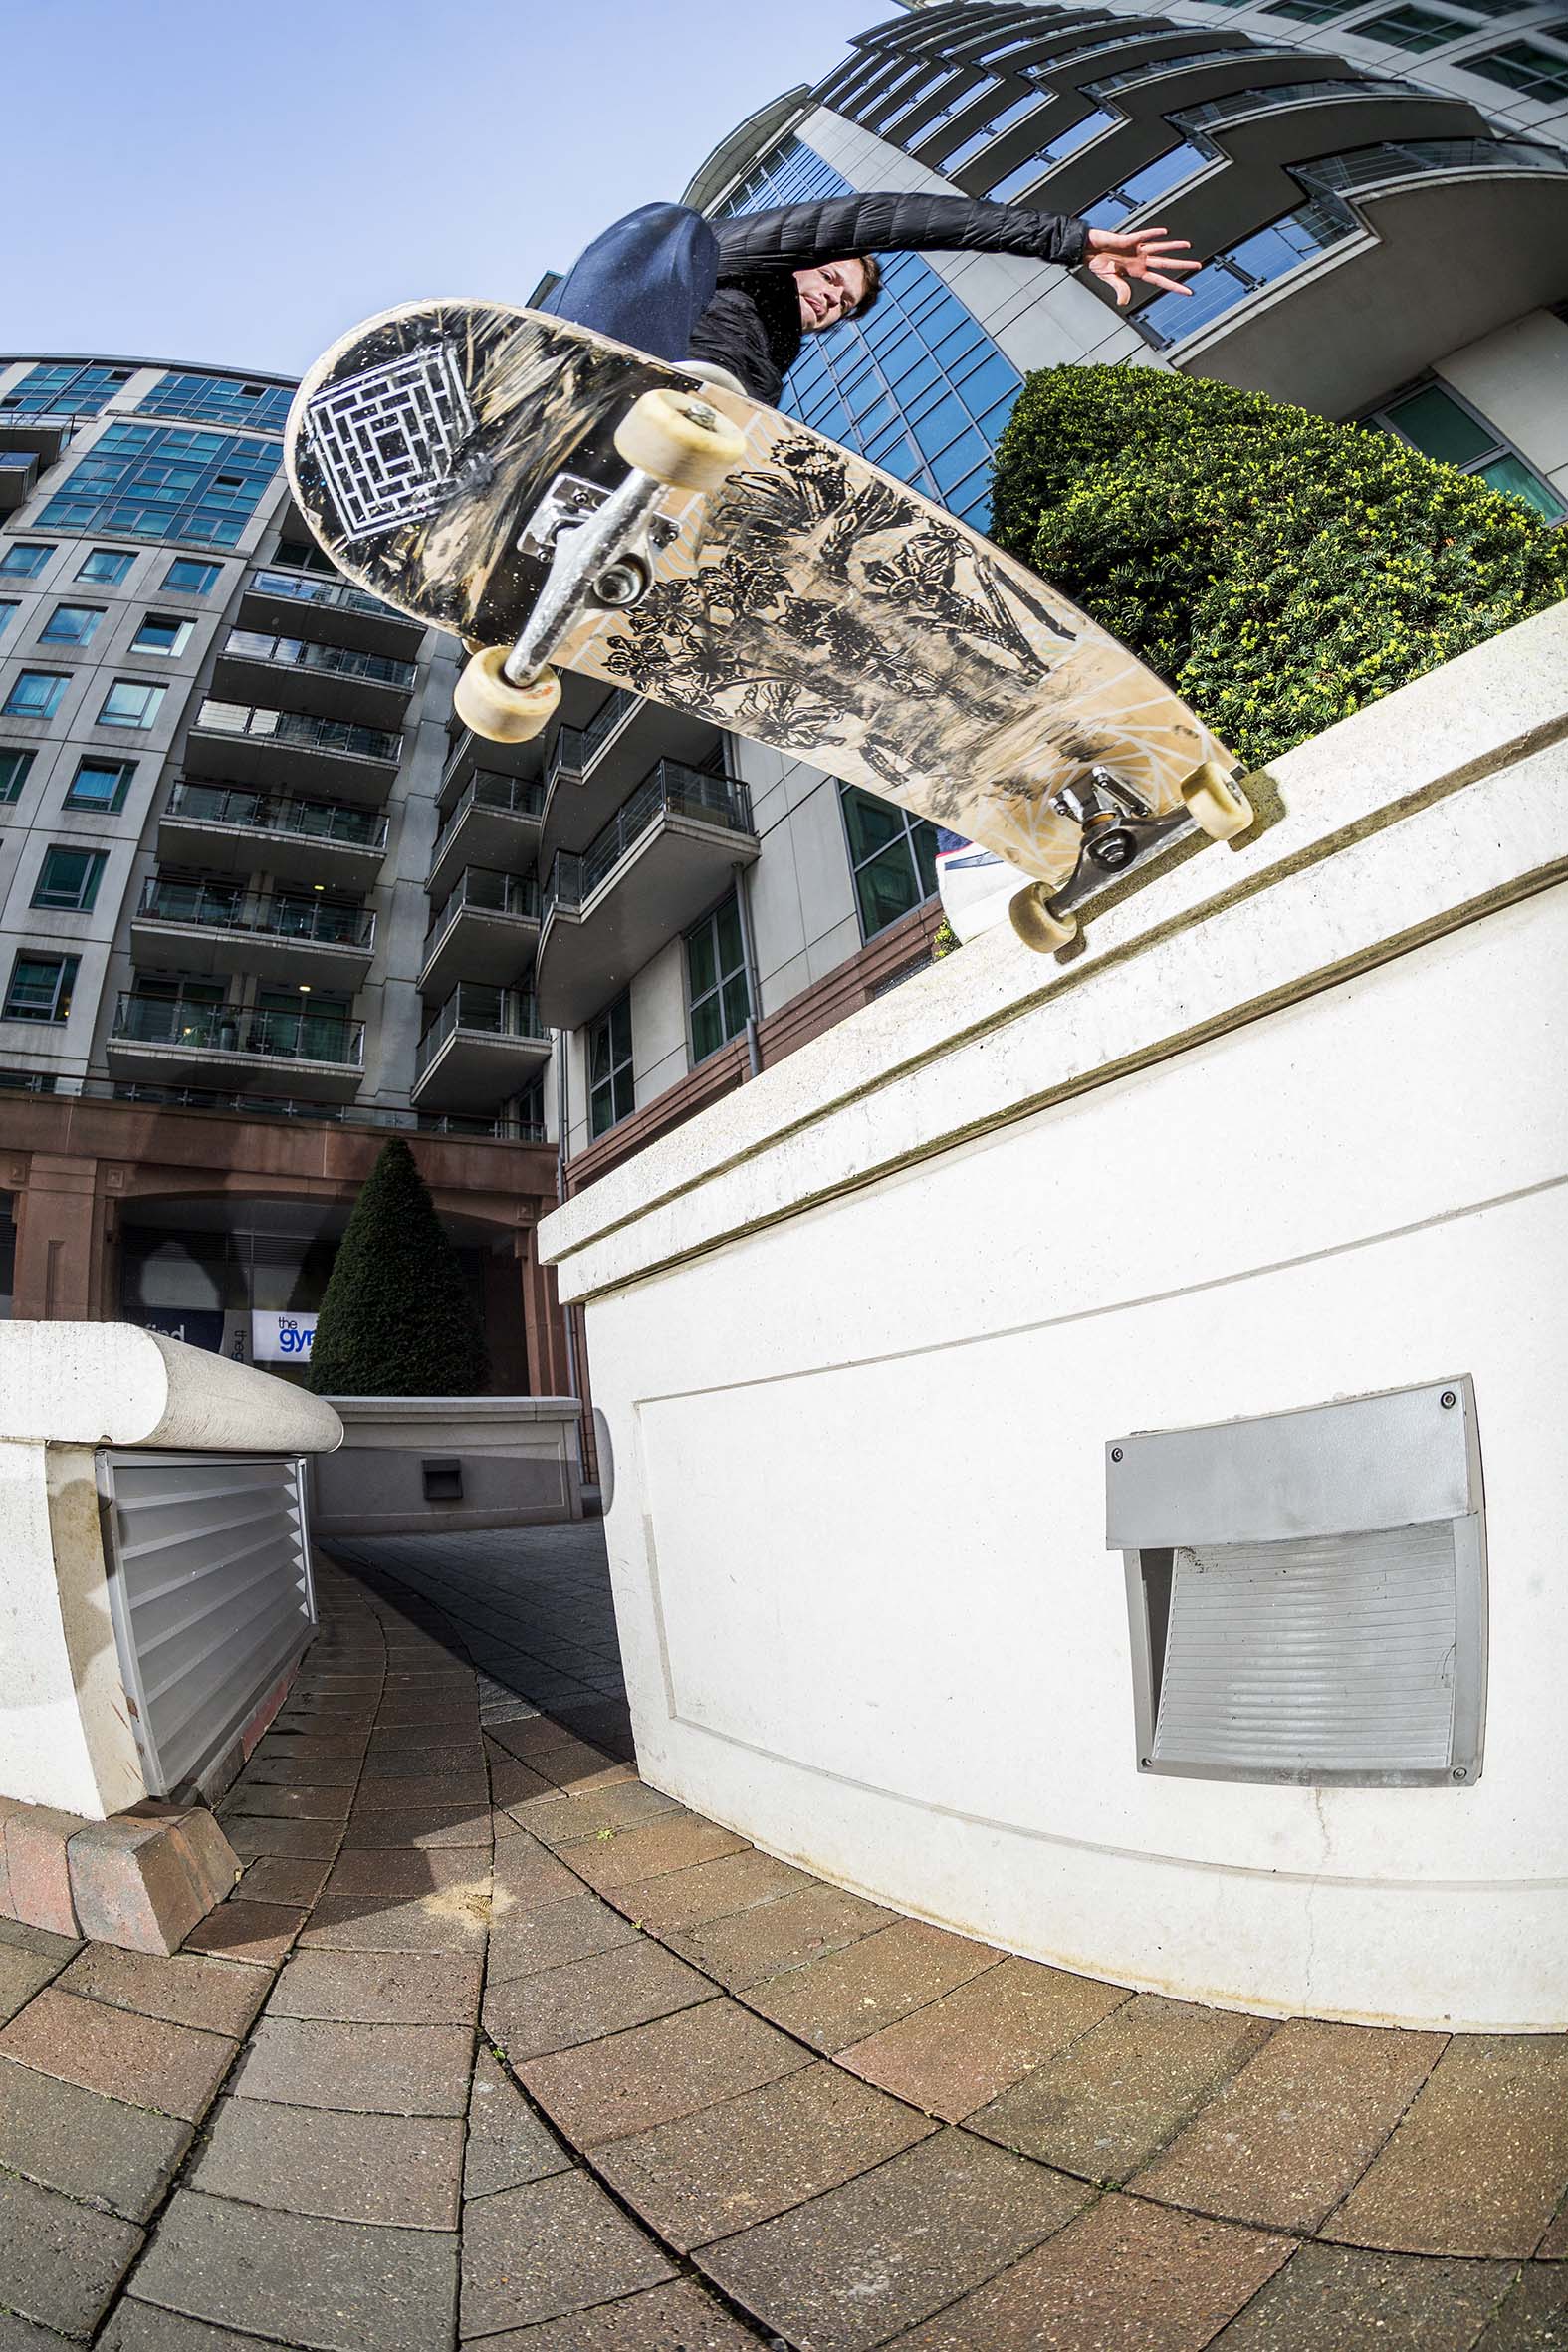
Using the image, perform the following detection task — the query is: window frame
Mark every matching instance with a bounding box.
[839,783,941,943]
[97,677,168,729]
[129,611,195,658]
[161,558,221,596]
[1363,374,1565,519]
[685,891,752,1067]
[39,602,107,647]
[587,991,635,1140]
[0,748,37,804]
[64,755,135,813]
[31,844,107,913]
[3,951,80,1024]
[76,547,135,586]
[2,671,70,722]
[0,544,54,581]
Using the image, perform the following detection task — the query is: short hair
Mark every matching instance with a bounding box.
[850,254,882,319]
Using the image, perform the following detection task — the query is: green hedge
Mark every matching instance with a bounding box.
[989,366,1568,770]
[308,1136,488,1397]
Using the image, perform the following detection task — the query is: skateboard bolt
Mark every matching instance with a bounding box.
[1440,1390,1456,1408]
[1452,1766,1467,1780]
[595,560,648,608]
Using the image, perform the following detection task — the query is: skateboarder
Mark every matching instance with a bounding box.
[545,193,1197,404]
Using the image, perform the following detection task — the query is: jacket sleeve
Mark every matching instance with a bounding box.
[712,191,1090,277]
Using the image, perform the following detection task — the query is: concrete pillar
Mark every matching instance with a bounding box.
[12,1156,104,1320]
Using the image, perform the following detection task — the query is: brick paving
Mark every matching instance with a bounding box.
[0,1529,1564,2349]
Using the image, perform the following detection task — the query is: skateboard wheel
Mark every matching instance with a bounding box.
[454,648,561,744]
[1008,883,1077,954]
[613,388,747,494]
[1180,761,1253,843]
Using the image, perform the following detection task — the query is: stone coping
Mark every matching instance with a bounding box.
[326,1396,581,1427]
[0,1320,343,1453]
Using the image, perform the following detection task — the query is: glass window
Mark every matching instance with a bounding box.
[77,547,134,585]
[0,748,36,803]
[0,544,52,580]
[588,992,634,1138]
[130,612,194,657]
[1368,381,1564,519]
[0,362,132,418]
[162,558,220,595]
[32,845,106,912]
[0,602,15,638]
[98,678,167,728]
[841,785,940,940]
[2,671,68,720]
[1463,39,1568,102]
[1267,0,1359,17]
[687,894,750,1064]
[3,952,79,1022]
[1354,4,1480,52]
[36,422,278,548]
[40,603,105,646]
[65,756,134,811]
[136,373,293,432]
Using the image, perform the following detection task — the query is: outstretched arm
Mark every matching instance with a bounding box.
[713,191,1093,276]
[1084,224,1201,306]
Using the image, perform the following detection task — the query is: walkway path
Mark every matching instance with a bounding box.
[0,1533,1564,2349]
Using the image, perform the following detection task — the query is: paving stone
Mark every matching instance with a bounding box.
[604,1847,811,1939]
[0,2051,191,2221]
[243,1755,361,1787]
[510,1781,683,1846]
[663,1879,894,1988]
[251,1733,366,1760]
[460,2168,675,2336]
[1134,2017,1446,2233]
[127,2189,457,2352]
[0,2309,79,2350]
[521,1995,810,2147]
[235,2014,474,2116]
[534,1736,640,1791]
[4,1810,80,1939]
[354,1774,492,1811]
[466,2277,762,2350]
[189,2092,465,2228]
[744,1917,1003,2054]
[490,1759,556,1808]
[465,2044,571,2197]
[101,2307,323,2350]
[0,1942,62,2026]
[488,1888,640,1987]
[969,1991,1273,2183]
[1538,2197,1568,2259]
[66,1810,241,1958]
[268,1947,483,2025]
[322,1845,488,1898]
[236,1854,332,1908]
[894,2190,1292,2352]
[54,1944,268,2039]
[342,1804,492,1849]
[566,1812,749,1894]
[0,2168,143,2337]
[0,1986,234,2121]
[492,1833,586,1909]
[838,1955,1130,2122]
[1323,2037,1568,2256]
[1472,2264,1568,2349]
[698,2124,1091,2352]
[596,2054,938,2251]
[363,1740,486,1771]
[0,1917,78,1964]
[297,1884,491,1955]
[485,1937,713,2059]
[218,1815,340,1862]
[219,1782,353,1822]
[1207,2241,1520,2350]
[180,1899,305,1968]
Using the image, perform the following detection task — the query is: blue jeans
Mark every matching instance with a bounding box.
[544,203,720,363]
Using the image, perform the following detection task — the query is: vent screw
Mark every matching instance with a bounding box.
[1452,1766,1467,1780]
[1140,1758,1151,1769]
[1111,1446,1124,1462]
[1441,1391,1456,1409]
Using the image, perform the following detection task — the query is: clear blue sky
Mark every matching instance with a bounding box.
[2,0,881,377]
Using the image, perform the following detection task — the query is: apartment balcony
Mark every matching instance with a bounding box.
[129,878,376,990]
[238,564,426,658]
[426,772,545,900]
[540,686,724,861]
[438,724,544,812]
[419,866,542,1000]
[107,994,365,1102]
[536,760,759,1032]
[158,782,388,893]
[211,628,417,727]
[0,413,79,467]
[411,985,550,1113]
[186,700,403,803]
[0,448,38,513]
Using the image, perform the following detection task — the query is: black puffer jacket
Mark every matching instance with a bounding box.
[687,191,1090,404]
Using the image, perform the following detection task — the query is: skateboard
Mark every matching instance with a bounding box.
[286,300,1252,952]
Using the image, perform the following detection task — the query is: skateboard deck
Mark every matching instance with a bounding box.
[286,300,1245,913]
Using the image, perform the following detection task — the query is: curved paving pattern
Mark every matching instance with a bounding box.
[0,1542,1564,2351]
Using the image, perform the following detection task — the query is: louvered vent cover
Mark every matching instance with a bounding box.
[1108,1380,1485,1787]
[100,1450,317,1797]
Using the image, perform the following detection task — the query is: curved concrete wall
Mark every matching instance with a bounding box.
[541,606,1568,2032]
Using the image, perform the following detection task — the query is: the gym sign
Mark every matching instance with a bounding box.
[251,1310,319,1362]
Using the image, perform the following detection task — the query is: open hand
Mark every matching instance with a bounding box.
[1085,225,1201,306]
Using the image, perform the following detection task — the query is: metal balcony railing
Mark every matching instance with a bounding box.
[164,782,388,851]
[112,993,365,1065]
[65,1073,539,1136]
[193,700,402,764]
[546,761,754,915]
[423,868,543,959]
[1174,77,1434,132]
[137,878,375,950]
[245,565,408,622]
[221,628,417,691]
[1295,137,1568,201]
[1085,45,1297,99]
[548,686,640,786]
[430,772,547,862]
[415,986,546,1078]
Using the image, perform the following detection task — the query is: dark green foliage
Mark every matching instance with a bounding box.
[989,365,1568,769]
[308,1137,488,1397]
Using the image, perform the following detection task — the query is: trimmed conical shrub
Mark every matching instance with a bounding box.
[989,364,1568,771]
[308,1137,488,1396]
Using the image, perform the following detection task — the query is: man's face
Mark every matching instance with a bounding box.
[794,259,867,335]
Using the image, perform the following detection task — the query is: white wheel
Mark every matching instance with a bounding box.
[453,648,561,744]
[1181,761,1253,843]
[613,387,747,493]
[1008,883,1078,954]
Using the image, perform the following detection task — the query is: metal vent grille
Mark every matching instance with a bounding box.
[100,1451,317,1796]
[1153,1525,1457,1776]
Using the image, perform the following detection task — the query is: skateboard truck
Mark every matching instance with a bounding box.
[1008,759,1253,954]
[452,388,749,744]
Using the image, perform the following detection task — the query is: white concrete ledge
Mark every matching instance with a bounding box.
[0,1322,344,1454]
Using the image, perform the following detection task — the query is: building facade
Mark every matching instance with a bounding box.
[0,356,566,1392]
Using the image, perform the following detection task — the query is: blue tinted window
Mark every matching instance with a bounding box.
[3,671,68,720]
[40,604,103,645]
[136,373,293,432]
[0,544,52,579]
[78,548,134,584]
[1137,198,1352,347]
[66,756,134,810]
[163,558,221,594]
[0,362,133,418]
[37,422,278,548]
